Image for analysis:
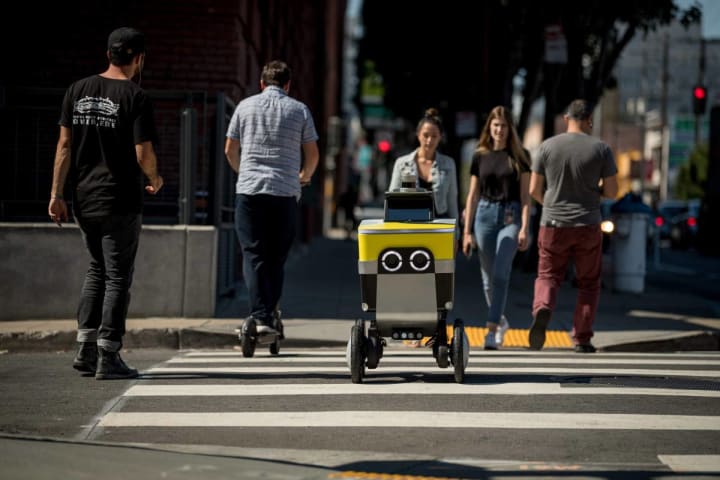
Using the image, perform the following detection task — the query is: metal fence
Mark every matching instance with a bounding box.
[0,87,244,313]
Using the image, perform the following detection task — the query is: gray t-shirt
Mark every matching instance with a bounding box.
[533,132,617,225]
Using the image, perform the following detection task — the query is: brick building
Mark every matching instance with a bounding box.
[0,0,346,234]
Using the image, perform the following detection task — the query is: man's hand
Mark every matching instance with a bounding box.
[299,172,312,186]
[48,197,68,226]
[146,175,164,195]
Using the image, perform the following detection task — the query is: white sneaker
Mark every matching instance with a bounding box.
[256,324,278,335]
[495,315,510,346]
[484,332,498,350]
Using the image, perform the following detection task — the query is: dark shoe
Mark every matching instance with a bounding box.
[235,315,259,334]
[72,342,98,374]
[574,343,597,353]
[529,308,551,350]
[273,308,285,340]
[96,349,138,380]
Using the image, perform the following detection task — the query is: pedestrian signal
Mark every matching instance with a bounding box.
[693,85,707,115]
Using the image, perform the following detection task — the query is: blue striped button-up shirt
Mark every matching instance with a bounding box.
[226,86,319,199]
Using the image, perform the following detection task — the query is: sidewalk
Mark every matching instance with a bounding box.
[1,231,719,353]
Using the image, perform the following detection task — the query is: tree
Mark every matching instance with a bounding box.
[675,144,708,200]
[358,0,701,143]
[515,0,701,139]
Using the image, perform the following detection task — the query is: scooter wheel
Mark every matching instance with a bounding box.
[269,338,280,355]
[350,319,365,383]
[241,319,257,358]
[437,345,449,368]
[452,319,467,383]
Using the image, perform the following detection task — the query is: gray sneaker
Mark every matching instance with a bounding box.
[484,332,498,350]
[495,315,510,346]
[256,324,278,335]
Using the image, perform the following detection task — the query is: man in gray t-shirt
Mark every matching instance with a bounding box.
[528,99,618,353]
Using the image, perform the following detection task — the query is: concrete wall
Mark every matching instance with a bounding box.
[0,224,218,320]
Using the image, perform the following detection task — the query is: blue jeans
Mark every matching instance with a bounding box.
[473,200,521,326]
[234,194,297,323]
[76,214,142,352]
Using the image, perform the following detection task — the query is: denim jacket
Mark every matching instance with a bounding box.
[388,149,459,222]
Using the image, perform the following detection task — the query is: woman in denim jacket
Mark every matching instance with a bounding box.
[388,108,459,223]
[462,106,531,350]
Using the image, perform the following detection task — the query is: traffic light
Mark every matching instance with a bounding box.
[693,84,707,115]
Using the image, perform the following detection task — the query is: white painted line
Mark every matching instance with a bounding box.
[182,350,720,359]
[98,411,720,430]
[146,366,720,378]
[124,383,720,398]
[167,356,720,366]
[658,454,720,473]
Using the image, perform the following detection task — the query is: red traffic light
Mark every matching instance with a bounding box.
[377,140,392,153]
[694,86,706,100]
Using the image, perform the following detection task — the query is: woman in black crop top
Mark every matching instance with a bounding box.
[461,106,531,350]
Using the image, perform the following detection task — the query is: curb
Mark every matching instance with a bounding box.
[1,328,717,353]
[0,328,348,353]
[600,331,720,353]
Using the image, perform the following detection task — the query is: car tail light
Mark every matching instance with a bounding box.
[687,217,697,227]
[655,217,664,227]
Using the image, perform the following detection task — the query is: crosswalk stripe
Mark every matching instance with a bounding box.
[98,411,720,430]
[658,455,720,472]
[183,349,720,359]
[123,383,720,398]
[167,356,720,366]
[146,366,720,378]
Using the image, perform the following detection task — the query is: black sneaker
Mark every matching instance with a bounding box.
[574,343,597,353]
[72,342,98,374]
[96,349,139,380]
[235,315,259,334]
[529,308,551,350]
[272,308,284,340]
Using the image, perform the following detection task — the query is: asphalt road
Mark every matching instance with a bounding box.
[2,347,719,479]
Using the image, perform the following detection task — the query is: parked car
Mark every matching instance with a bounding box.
[655,200,688,243]
[600,195,655,253]
[668,199,700,249]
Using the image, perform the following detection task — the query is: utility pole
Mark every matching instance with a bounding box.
[695,37,706,147]
[659,33,670,202]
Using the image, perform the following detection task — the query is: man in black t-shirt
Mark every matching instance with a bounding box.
[49,27,163,379]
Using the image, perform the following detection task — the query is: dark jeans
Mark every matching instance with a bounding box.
[234,194,297,323]
[76,214,141,351]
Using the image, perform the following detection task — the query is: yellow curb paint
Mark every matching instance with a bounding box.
[403,327,573,348]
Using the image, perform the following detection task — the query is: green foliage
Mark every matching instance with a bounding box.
[675,143,708,200]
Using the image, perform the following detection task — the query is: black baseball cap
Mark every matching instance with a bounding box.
[107,27,145,56]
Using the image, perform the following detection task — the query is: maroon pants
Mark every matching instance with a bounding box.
[533,224,602,344]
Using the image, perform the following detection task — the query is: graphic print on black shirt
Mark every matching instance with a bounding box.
[73,96,120,128]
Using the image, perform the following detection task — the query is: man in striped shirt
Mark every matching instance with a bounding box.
[225,60,319,334]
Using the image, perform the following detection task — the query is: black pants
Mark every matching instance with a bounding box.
[234,194,297,323]
[76,214,141,351]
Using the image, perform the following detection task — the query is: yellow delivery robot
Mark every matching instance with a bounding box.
[348,186,469,383]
